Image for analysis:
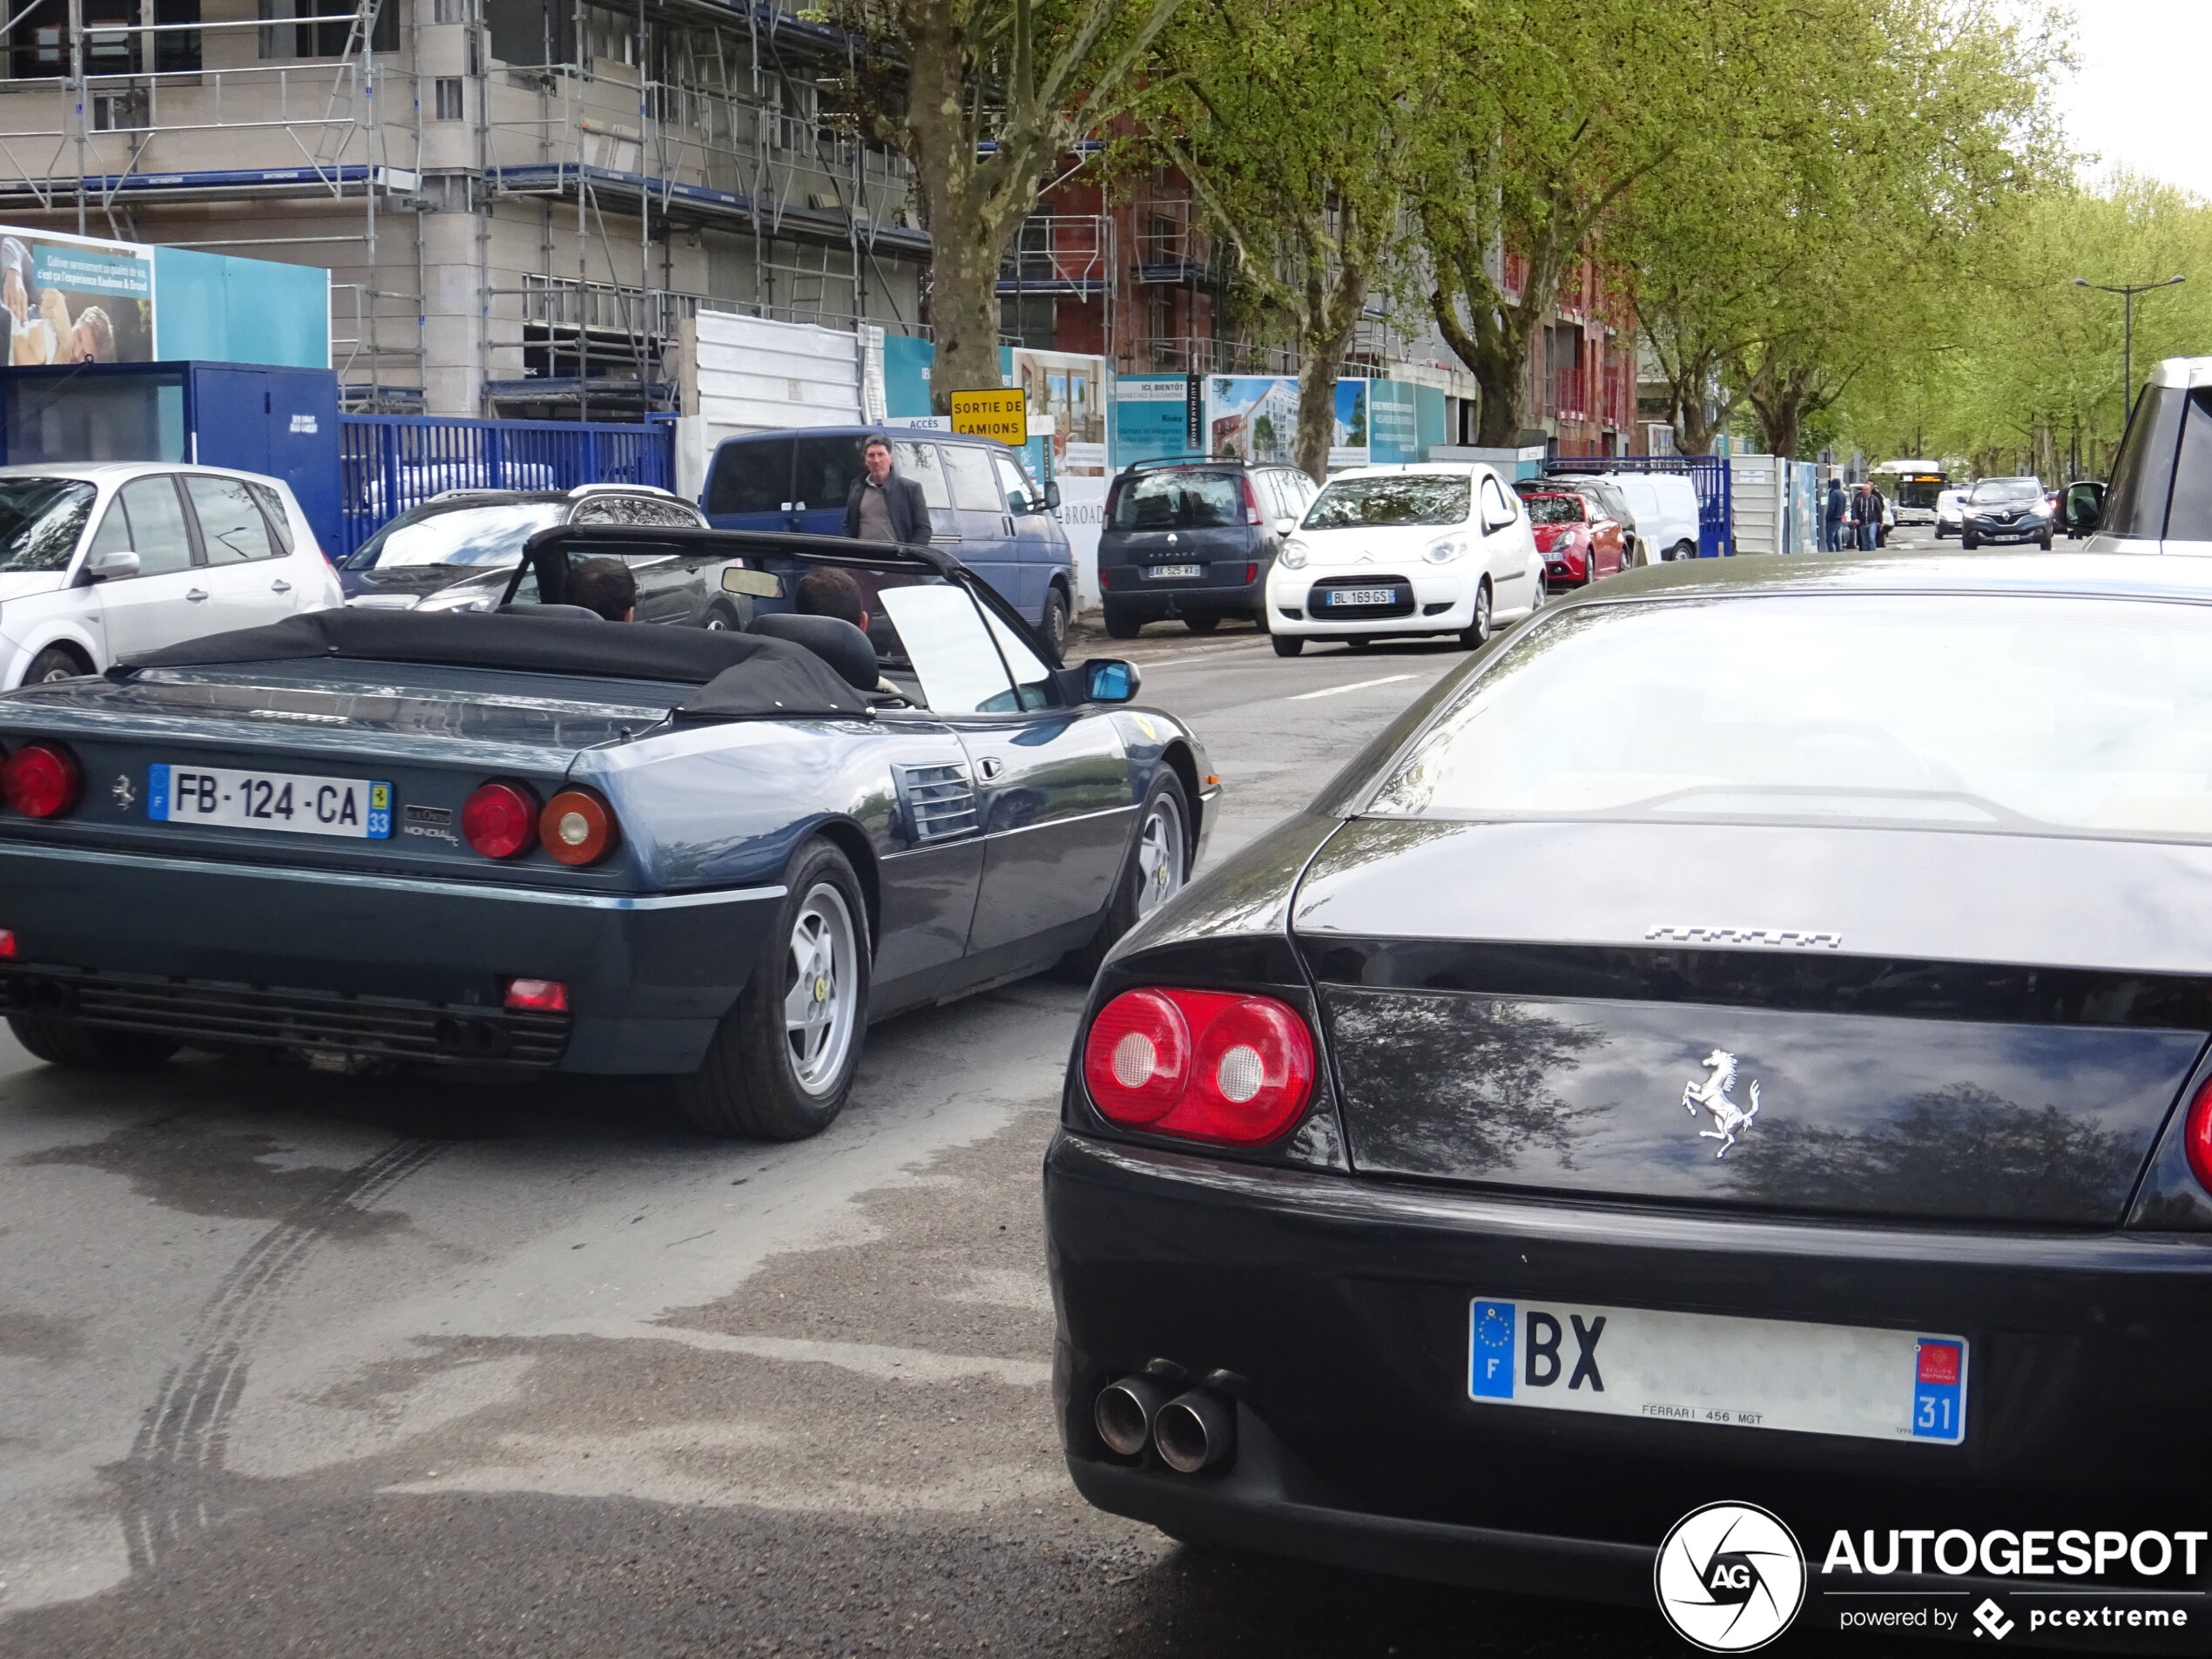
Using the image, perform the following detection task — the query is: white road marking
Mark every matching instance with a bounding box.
[1288,673,1417,701]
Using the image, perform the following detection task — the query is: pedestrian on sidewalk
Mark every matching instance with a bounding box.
[842,435,932,547]
[1853,480,1882,551]
[1823,474,1847,552]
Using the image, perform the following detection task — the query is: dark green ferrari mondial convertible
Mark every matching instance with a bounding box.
[0,527,1216,1139]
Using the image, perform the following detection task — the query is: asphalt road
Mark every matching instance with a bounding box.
[0,594,1891,1658]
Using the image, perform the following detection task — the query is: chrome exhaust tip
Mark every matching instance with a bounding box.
[1153,1389,1235,1474]
[1094,1374,1167,1457]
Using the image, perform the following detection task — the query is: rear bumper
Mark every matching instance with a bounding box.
[1045,1131,2212,1615]
[1100,570,1264,618]
[0,840,783,1072]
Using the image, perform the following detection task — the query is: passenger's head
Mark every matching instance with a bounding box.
[71,305,113,363]
[568,556,637,622]
[863,435,894,485]
[796,566,869,631]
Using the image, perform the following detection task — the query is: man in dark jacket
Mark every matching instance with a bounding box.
[842,435,932,545]
[1854,481,1883,551]
[1823,475,1847,551]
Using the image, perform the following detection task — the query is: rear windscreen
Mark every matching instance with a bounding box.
[1371,593,2212,841]
[1110,470,1242,529]
[705,438,792,516]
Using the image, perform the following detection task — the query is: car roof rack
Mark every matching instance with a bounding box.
[1123,454,1238,472]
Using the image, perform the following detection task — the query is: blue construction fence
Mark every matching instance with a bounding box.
[1546,454,1734,558]
[336,414,677,558]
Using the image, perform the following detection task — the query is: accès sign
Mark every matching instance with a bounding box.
[948,388,1028,446]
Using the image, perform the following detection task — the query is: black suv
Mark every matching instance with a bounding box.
[1097,457,1318,637]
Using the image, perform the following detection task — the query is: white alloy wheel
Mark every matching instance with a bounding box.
[783,882,860,1096]
[1134,790,1186,919]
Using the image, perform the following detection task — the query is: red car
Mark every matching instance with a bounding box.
[1523,489,1626,587]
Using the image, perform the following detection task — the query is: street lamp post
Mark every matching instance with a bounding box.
[2074,274,2187,413]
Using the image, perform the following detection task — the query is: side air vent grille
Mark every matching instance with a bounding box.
[894,761,980,843]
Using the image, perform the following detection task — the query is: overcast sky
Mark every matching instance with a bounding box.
[2050,0,2212,198]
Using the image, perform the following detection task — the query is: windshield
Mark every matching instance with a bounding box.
[1525,494,1588,526]
[1896,477,1946,509]
[345,502,565,570]
[1370,593,2212,841]
[0,478,94,573]
[1110,471,1242,530]
[1970,479,2042,505]
[1305,476,1469,530]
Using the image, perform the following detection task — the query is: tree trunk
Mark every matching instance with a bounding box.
[1291,222,1371,481]
[1749,382,1801,460]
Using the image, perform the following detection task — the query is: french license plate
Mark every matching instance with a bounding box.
[150,764,393,840]
[1143,563,1203,580]
[1325,587,1396,607]
[1467,1297,1966,1445]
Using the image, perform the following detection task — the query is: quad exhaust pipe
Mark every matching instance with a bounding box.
[1094,1375,1235,1473]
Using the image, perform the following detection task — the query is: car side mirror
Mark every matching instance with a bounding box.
[1483,510,1517,535]
[1084,658,1141,704]
[1043,480,1062,511]
[1273,516,1298,536]
[721,565,785,599]
[2063,482,2104,533]
[81,547,139,583]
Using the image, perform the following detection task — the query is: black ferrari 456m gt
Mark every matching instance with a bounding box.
[1047,551,2212,1634]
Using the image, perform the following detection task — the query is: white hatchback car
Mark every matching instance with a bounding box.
[1267,464,1545,656]
[0,462,341,687]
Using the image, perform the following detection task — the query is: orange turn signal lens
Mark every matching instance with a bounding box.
[540,787,617,867]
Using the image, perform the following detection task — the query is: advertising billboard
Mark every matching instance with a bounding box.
[1203,374,1370,469]
[1009,348,1108,477]
[0,226,154,366]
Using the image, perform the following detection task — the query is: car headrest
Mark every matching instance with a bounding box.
[498,602,604,621]
[747,611,879,691]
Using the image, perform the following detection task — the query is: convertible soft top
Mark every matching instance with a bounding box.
[118,607,873,718]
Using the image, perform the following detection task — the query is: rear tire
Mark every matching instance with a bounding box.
[1103,606,1142,641]
[1670,540,1696,563]
[1962,530,1980,550]
[23,645,86,685]
[1271,635,1304,657]
[1184,614,1220,635]
[1060,770,1190,980]
[674,839,870,1141]
[8,1014,178,1070]
[2040,530,2054,550]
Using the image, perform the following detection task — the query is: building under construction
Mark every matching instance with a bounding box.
[0,0,929,415]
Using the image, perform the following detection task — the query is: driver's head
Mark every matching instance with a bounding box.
[568,556,637,622]
[796,567,870,632]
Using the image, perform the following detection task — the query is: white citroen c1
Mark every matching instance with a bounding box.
[1265,462,1546,657]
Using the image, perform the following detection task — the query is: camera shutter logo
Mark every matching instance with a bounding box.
[1654,1501,1806,1652]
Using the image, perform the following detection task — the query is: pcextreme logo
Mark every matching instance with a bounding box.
[1655,1502,1807,1652]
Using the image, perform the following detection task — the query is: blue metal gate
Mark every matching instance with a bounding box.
[336,414,678,557]
[1546,454,1734,558]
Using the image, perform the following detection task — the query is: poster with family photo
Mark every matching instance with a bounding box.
[0,226,154,366]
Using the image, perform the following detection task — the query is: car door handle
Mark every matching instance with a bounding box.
[270,579,292,593]
[185,588,208,602]
[977,756,1005,781]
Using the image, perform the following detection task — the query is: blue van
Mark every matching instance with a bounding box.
[701,426,1076,652]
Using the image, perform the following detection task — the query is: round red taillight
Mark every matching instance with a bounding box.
[1082,988,1190,1124]
[1082,988,1315,1145]
[3,740,79,818]
[2186,1076,2212,1197]
[462,780,539,859]
[540,787,617,867]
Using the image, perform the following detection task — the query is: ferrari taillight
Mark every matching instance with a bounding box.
[2184,1076,2212,1196]
[3,740,79,818]
[540,787,617,867]
[462,780,539,859]
[1082,987,1315,1145]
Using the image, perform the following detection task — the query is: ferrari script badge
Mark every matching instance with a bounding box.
[1683,1049,1760,1158]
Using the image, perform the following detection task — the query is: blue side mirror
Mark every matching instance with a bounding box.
[1086,658,1140,704]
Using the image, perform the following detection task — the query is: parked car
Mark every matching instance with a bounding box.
[1554,470,1700,563]
[1521,488,1627,588]
[1933,485,1971,538]
[0,462,341,690]
[0,524,1216,1142]
[341,486,720,620]
[2072,357,2212,553]
[1959,476,2053,550]
[1049,549,2212,1606]
[1097,457,1318,637]
[701,427,1076,652]
[1267,464,1544,656]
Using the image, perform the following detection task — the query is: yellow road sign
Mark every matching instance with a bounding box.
[948,388,1028,446]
